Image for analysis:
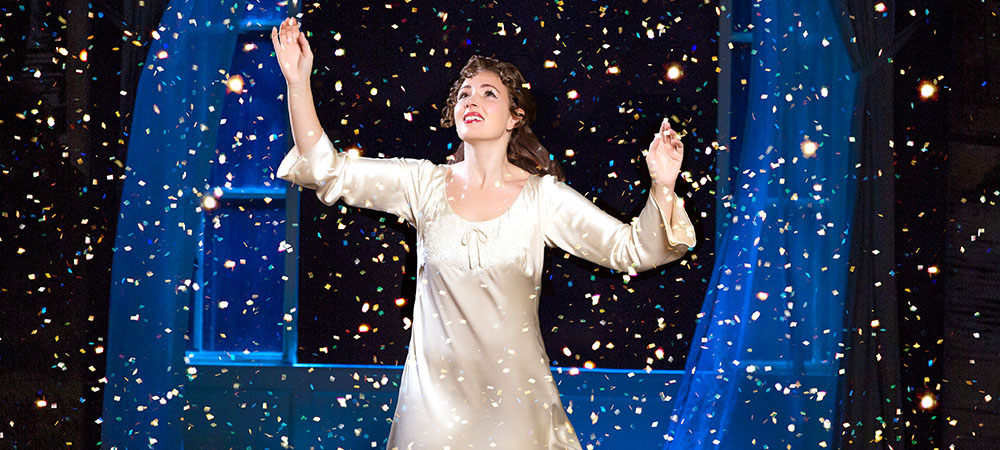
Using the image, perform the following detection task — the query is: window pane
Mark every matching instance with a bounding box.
[211,34,289,190]
[202,199,287,352]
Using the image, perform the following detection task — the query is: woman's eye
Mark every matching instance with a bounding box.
[485,90,497,97]
[458,92,469,99]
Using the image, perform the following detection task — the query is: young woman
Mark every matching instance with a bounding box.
[272,17,696,450]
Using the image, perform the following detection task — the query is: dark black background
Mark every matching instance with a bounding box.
[3,0,998,447]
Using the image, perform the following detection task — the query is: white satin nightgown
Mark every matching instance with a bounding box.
[277,132,697,450]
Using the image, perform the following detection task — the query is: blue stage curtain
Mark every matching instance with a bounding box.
[664,1,857,448]
[102,1,284,447]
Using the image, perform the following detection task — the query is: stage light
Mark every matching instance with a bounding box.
[202,196,218,211]
[919,81,938,100]
[665,63,683,81]
[226,74,245,94]
[919,391,938,410]
[801,138,819,158]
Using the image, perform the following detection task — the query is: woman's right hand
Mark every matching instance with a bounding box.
[271,17,313,86]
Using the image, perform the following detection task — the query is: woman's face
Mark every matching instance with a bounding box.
[453,70,521,144]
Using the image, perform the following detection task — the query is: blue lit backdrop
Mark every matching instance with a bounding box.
[665,0,857,448]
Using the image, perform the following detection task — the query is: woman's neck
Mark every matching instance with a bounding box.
[459,140,518,189]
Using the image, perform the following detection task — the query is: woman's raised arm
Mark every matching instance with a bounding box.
[540,118,696,272]
[272,17,322,155]
[272,17,432,226]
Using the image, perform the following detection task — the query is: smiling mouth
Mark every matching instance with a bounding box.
[463,113,484,123]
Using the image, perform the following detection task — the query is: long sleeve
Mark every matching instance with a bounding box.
[276,131,431,225]
[539,175,696,273]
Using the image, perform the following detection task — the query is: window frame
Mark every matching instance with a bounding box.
[186,16,300,366]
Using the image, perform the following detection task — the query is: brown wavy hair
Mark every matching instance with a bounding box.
[441,55,565,181]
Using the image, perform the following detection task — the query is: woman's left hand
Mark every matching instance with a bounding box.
[646,118,684,190]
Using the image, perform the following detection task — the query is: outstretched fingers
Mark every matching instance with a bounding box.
[297,27,312,57]
[273,17,312,58]
[660,119,671,145]
[274,19,291,50]
[657,119,684,162]
[270,25,282,51]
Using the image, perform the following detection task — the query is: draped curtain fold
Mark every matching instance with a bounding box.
[832,0,905,448]
[103,1,242,447]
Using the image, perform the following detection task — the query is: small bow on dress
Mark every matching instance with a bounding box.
[460,227,489,270]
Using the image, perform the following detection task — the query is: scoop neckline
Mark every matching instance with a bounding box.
[442,166,533,224]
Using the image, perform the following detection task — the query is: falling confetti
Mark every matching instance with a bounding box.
[2,0,975,449]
